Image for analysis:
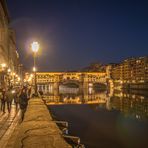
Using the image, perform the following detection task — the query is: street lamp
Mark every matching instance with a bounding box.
[7,68,11,87]
[1,63,6,69]
[7,68,11,73]
[12,72,16,87]
[31,41,39,95]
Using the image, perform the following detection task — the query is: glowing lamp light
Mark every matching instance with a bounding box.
[31,42,39,53]
[1,63,6,68]
[7,68,11,73]
[28,78,31,82]
[33,67,36,72]
[30,74,33,78]
[12,90,15,94]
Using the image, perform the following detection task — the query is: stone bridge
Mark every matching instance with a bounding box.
[36,72,107,93]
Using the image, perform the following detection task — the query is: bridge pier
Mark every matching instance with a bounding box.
[79,82,83,93]
[82,82,89,101]
[83,82,88,90]
[53,82,59,96]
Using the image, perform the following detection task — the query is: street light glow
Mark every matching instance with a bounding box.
[18,77,21,81]
[7,68,11,73]
[31,41,39,53]
[30,74,33,77]
[33,67,36,72]
[31,41,40,95]
[1,63,6,68]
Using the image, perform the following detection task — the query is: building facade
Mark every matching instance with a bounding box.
[0,0,21,87]
[0,0,9,65]
[110,56,148,90]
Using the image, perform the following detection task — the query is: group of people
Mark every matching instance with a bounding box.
[0,86,32,120]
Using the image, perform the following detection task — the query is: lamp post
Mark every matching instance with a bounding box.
[12,72,16,88]
[31,41,39,95]
[7,68,11,87]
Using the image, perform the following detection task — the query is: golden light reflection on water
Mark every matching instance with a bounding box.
[43,87,148,121]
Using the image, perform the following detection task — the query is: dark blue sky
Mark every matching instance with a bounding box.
[7,0,148,71]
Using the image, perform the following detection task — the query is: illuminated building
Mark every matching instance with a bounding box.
[0,0,21,87]
[111,56,148,90]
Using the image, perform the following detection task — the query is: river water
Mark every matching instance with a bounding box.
[46,87,148,148]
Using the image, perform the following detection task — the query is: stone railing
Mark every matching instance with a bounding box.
[7,98,71,148]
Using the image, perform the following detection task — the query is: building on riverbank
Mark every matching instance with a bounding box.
[0,0,23,87]
[0,0,9,65]
[110,56,148,90]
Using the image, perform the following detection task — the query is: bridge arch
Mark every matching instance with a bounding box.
[59,80,82,94]
[60,80,80,88]
[92,82,107,90]
[36,72,108,93]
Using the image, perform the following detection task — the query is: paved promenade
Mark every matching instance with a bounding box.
[0,103,20,148]
[5,98,71,148]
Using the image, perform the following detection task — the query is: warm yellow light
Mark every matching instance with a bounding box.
[31,41,39,53]
[30,74,33,77]
[28,78,32,82]
[33,67,36,72]
[1,63,6,68]
[12,90,15,94]
[7,68,11,73]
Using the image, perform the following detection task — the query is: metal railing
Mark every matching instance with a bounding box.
[54,120,85,148]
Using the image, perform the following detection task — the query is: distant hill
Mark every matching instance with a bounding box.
[81,63,105,72]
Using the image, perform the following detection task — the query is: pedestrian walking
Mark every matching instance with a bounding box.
[5,88,13,113]
[14,88,20,110]
[27,86,32,99]
[19,88,28,121]
[0,88,6,113]
[0,89,3,111]
[39,90,44,98]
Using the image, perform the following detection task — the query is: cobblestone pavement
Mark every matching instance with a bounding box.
[0,102,20,148]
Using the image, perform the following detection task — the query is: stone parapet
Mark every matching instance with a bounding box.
[7,98,71,148]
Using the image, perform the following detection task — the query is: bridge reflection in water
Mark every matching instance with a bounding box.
[46,87,148,148]
[44,86,148,121]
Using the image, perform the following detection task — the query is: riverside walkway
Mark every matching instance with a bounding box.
[0,98,71,148]
[0,104,20,148]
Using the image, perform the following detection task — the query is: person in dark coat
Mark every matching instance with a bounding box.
[14,88,20,110]
[19,88,28,121]
[0,88,6,113]
[5,88,13,113]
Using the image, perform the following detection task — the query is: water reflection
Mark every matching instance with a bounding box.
[47,87,148,148]
[109,90,148,121]
[44,87,148,121]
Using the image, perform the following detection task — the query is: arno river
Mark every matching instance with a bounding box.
[46,86,148,148]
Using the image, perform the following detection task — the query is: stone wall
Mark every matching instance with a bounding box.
[7,98,71,148]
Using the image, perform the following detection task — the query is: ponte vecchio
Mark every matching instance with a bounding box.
[36,72,107,93]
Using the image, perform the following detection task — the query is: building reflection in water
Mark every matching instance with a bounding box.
[109,90,148,121]
[43,86,148,121]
